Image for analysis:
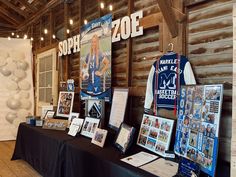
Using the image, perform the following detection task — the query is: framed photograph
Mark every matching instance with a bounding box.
[81,117,100,138]
[41,105,54,118]
[114,123,135,154]
[68,118,84,137]
[137,114,174,157]
[109,88,129,130]
[56,91,74,118]
[85,99,104,119]
[91,128,108,147]
[68,112,80,127]
[43,110,55,119]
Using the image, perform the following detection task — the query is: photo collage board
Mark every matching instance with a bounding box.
[137,114,174,157]
[174,84,223,177]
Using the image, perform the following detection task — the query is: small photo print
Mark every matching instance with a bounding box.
[81,117,100,138]
[202,136,214,158]
[209,101,219,113]
[204,113,216,124]
[187,147,197,161]
[185,102,193,115]
[194,86,204,103]
[138,135,147,146]
[196,152,205,165]
[160,120,172,132]
[151,118,160,129]
[189,130,198,148]
[205,85,221,100]
[202,123,216,138]
[193,103,202,120]
[91,128,108,148]
[183,115,190,127]
[158,130,169,143]
[149,129,158,139]
[140,125,150,136]
[203,157,213,170]
[155,142,166,155]
[146,138,156,149]
[143,115,152,126]
[189,119,201,132]
[201,101,210,121]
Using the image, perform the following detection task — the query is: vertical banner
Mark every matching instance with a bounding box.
[0,38,34,140]
[80,14,112,102]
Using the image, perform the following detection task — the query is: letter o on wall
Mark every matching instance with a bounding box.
[63,40,68,56]
[120,16,131,40]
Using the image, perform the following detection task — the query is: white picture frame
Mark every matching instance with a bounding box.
[81,117,100,138]
[91,128,108,147]
[137,114,174,157]
[56,91,74,118]
[68,118,84,137]
[43,110,55,119]
[68,112,80,127]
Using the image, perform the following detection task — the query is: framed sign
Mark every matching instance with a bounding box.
[174,85,223,177]
[42,119,68,131]
[56,91,74,118]
[114,123,135,154]
[81,117,100,138]
[137,114,174,157]
[108,88,129,130]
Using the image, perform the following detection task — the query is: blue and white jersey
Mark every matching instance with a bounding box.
[144,52,196,111]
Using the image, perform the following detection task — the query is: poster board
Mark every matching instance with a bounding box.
[137,114,174,157]
[174,85,223,177]
[80,14,112,102]
[0,38,34,141]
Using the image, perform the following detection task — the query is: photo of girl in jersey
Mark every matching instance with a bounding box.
[80,14,112,101]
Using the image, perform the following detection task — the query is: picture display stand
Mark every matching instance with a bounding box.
[174,84,223,177]
[137,114,174,157]
[108,88,129,130]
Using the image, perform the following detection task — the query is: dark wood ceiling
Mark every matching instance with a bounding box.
[0,0,57,37]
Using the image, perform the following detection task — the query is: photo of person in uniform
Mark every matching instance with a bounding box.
[81,34,109,95]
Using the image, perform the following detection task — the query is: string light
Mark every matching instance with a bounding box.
[40,37,44,41]
[11,32,15,36]
[84,19,88,25]
[16,35,19,38]
[8,37,11,40]
[23,34,27,39]
[52,34,56,39]
[109,4,113,11]
[66,29,70,34]
[30,37,34,41]
[100,2,105,9]
[44,29,48,34]
[69,19,73,25]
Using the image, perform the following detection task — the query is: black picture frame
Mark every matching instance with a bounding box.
[114,123,135,154]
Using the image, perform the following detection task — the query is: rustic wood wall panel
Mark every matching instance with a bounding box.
[187,0,233,162]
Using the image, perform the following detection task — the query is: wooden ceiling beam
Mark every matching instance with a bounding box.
[0,13,19,26]
[156,0,178,38]
[17,0,37,12]
[0,0,28,18]
[0,22,17,29]
[18,0,61,30]
[184,0,212,6]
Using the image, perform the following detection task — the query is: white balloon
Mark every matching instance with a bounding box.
[0,66,11,76]
[14,69,26,79]
[5,112,17,124]
[18,80,31,90]
[11,75,20,82]
[17,61,28,70]
[10,51,25,61]
[19,91,30,99]
[6,81,18,91]
[6,61,17,72]
[20,99,32,110]
[6,98,21,110]
[13,93,21,100]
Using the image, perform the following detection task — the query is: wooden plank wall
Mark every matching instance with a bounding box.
[186,0,233,162]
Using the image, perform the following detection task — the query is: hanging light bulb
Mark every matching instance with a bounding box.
[8,37,11,40]
[109,4,113,11]
[11,32,15,36]
[16,35,19,38]
[84,19,88,25]
[23,34,27,39]
[44,29,48,34]
[40,37,44,41]
[52,34,56,39]
[66,29,70,34]
[30,37,34,41]
[69,19,73,25]
[100,2,105,9]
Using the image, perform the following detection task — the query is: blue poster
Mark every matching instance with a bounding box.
[174,85,223,177]
[80,14,112,102]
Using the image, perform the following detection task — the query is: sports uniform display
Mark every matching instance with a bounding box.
[144,52,196,114]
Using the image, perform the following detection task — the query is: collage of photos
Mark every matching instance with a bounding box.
[137,114,174,157]
[174,85,223,177]
[81,117,100,138]
[56,92,74,117]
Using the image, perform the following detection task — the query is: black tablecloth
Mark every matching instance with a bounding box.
[63,135,157,177]
[12,123,73,177]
